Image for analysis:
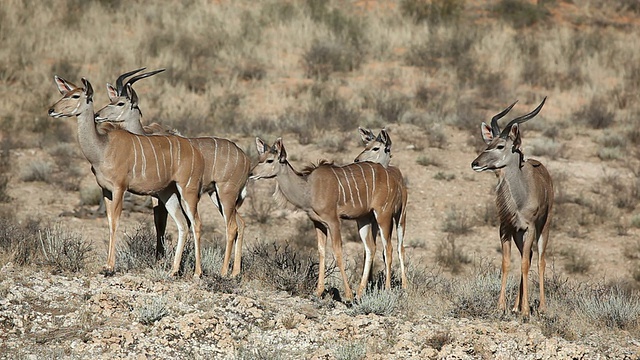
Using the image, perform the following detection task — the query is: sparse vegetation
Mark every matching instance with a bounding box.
[349,288,403,316]
[136,296,169,325]
[2,0,640,356]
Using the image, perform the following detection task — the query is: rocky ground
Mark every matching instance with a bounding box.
[1,261,638,360]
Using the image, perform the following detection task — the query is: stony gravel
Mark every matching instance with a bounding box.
[1,262,638,359]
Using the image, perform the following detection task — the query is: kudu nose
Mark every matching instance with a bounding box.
[48,108,54,115]
[471,160,478,169]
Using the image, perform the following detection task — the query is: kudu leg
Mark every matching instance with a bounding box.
[376,213,394,290]
[356,218,375,298]
[537,225,551,313]
[153,201,168,260]
[498,233,511,312]
[395,213,407,289]
[161,192,190,277]
[520,231,535,317]
[328,220,354,302]
[215,190,243,277]
[103,188,125,276]
[179,189,202,279]
[314,224,328,297]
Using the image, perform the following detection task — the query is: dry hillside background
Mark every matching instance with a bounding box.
[1,0,640,358]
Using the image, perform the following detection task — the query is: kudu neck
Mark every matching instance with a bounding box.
[275,161,312,209]
[76,100,108,165]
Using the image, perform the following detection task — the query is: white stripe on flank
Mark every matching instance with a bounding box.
[369,163,376,194]
[186,139,195,188]
[383,169,391,212]
[356,163,369,206]
[167,136,174,172]
[212,138,219,177]
[331,168,346,204]
[176,137,181,166]
[348,166,363,208]
[222,140,230,180]
[135,136,147,178]
[232,144,239,178]
[131,137,138,177]
[341,167,355,207]
[146,136,161,180]
[160,137,168,179]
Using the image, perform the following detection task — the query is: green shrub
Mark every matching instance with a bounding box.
[136,296,169,325]
[349,288,403,316]
[39,225,92,273]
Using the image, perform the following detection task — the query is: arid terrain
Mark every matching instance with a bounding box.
[1,0,640,359]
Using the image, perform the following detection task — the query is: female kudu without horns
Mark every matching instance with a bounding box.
[250,138,404,301]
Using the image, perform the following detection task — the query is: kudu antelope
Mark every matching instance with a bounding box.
[471,97,553,316]
[250,138,404,301]
[353,127,408,290]
[48,76,205,278]
[95,69,251,277]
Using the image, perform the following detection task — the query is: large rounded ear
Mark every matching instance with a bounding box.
[358,127,376,144]
[255,137,268,155]
[106,83,118,102]
[54,76,75,95]
[81,78,93,102]
[481,122,494,144]
[508,123,521,150]
[274,138,287,162]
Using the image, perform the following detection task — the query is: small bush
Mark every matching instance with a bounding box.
[39,225,92,273]
[350,288,403,316]
[303,40,363,80]
[436,234,471,274]
[243,242,326,296]
[21,160,53,183]
[362,90,411,124]
[441,206,472,234]
[400,0,465,24]
[425,330,454,351]
[334,342,367,360]
[493,0,550,28]
[577,285,640,331]
[573,97,615,129]
[561,247,592,274]
[529,138,564,160]
[449,266,505,319]
[247,186,275,224]
[0,217,42,266]
[136,296,169,325]
[433,172,455,181]
[116,223,157,272]
[80,186,103,206]
[416,155,440,167]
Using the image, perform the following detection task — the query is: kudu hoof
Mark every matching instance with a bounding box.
[100,268,116,277]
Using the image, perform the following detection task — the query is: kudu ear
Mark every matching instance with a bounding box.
[255,137,268,155]
[481,122,494,144]
[380,129,392,148]
[106,83,118,102]
[126,84,139,108]
[358,127,376,144]
[509,123,522,150]
[81,78,93,103]
[54,76,75,95]
[274,138,287,162]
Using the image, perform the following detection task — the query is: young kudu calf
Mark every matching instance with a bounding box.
[250,138,404,301]
[49,77,205,278]
[95,69,251,277]
[353,127,408,290]
[471,97,553,316]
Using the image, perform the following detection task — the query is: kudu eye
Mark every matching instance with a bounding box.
[496,144,505,150]
[372,147,380,151]
[71,94,80,99]
[117,102,125,106]
[266,159,274,164]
